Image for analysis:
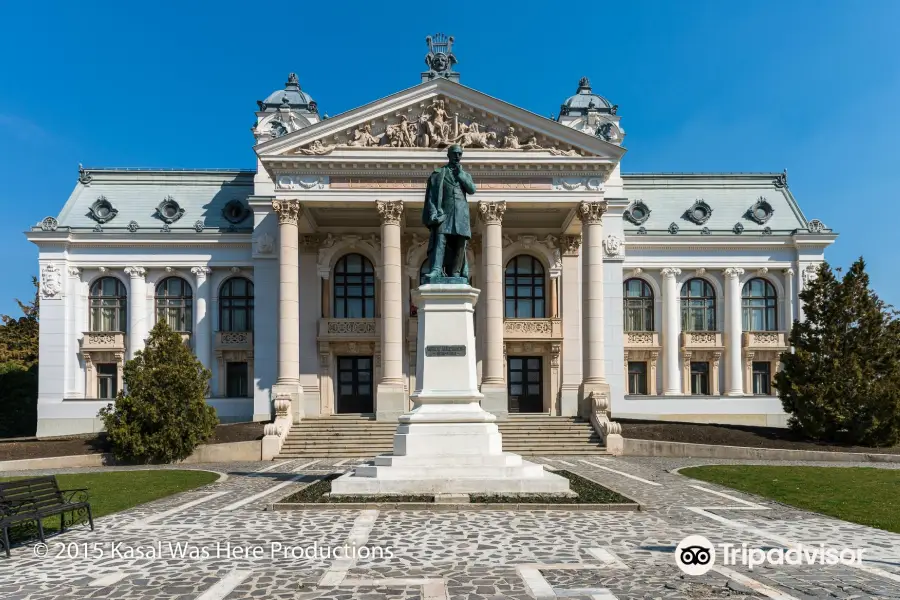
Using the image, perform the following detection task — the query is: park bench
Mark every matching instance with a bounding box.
[0,475,94,558]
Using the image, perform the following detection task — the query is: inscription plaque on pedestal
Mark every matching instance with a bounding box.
[425,345,466,357]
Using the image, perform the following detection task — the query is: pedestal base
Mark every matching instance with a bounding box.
[333,283,569,497]
[375,382,406,422]
[480,383,509,420]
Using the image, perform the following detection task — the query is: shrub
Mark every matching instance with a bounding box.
[0,363,38,438]
[99,321,218,462]
[775,258,900,446]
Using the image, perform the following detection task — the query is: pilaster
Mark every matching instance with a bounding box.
[724,267,745,395]
[559,234,582,416]
[124,266,147,360]
[191,266,212,384]
[661,267,682,395]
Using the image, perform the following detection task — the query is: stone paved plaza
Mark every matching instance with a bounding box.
[2,457,900,599]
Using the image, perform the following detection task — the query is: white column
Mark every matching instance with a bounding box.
[271,200,304,416]
[783,268,795,330]
[724,267,745,396]
[191,266,212,375]
[375,200,406,421]
[577,201,609,401]
[559,235,582,416]
[660,267,682,395]
[477,201,508,418]
[124,266,147,360]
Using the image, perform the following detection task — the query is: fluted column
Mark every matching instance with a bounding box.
[559,235,582,415]
[577,201,609,402]
[191,266,212,377]
[661,268,682,395]
[783,268,795,331]
[375,200,406,421]
[477,200,508,418]
[271,200,304,415]
[124,266,147,360]
[724,267,745,396]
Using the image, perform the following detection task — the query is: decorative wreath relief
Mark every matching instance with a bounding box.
[88,196,118,224]
[155,196,185,224]
[636,227,647,235]
[194,220,205,232]
[733,222,744,234]
[623,200,651,226]
[683,199,713,225]
[222,200,249,224]
[40,216,58,231]
[807,219,827,233]
[700,227,711,235]
[668,222,680,235]
[127,220,140,233]
[762,226,772,235]
[745,196,774,225]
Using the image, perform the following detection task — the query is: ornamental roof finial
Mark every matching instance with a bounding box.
[422,33,459,83]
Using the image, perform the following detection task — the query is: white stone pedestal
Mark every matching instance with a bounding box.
[332,284,570,495]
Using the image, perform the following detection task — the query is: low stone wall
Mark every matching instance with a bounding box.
[623,438,900,463]
[0,440,263,472]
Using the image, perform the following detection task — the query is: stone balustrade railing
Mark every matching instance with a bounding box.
[318,318,380,340]
[742,331,788,348]
[80,331,126,351]
[624,331,659,347]
[503,318,562,340]
[215,331,253,350]
[681,331,724,349]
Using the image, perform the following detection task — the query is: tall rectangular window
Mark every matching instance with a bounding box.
[752,362,771,395]
[97,363,118,399]
[690,362,709,395]
[627,361,648,395]
[226,362,249,397]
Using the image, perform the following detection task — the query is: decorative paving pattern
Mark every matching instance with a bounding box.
[1,456,900,599]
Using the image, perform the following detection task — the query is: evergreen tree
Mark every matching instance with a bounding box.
[99,321,218,462]
[776,258,900,446]
[0,278,40,437]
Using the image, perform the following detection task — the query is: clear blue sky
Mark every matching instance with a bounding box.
[1,1,898,316]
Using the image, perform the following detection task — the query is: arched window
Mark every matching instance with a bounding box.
[681,278,716,331]
[89,277,127,332]
[156,277,193,332]
[742,278,777,331]
[505,255,545,318]
[220,277,254,332]
[334,253,375,318]
[623,279,653,331]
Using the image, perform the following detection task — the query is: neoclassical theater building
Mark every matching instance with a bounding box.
[28,37,836,436]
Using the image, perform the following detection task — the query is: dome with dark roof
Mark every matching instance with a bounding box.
[560,77,613,114]
[257,73,317,113]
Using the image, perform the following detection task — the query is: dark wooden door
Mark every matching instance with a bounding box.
[508,356,543,413]
[336,356,374,414]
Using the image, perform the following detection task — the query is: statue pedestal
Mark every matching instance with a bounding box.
[331,284,570,495]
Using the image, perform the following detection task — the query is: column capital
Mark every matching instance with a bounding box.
[190,266,212,280]
[577,200,608,224]
[561,234,581,256]
[724,267,745,279]
[477,200,506,225]
[660,267,682,279]
[375,200,404,225]
[783,267,795,276]
[67,266,82,278]
[124,266,146,279]
[272,199,302,226]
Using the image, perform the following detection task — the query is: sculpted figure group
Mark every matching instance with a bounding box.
[295,97,582,156]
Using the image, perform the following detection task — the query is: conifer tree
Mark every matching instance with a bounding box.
[99,320,218,462]
[776,258,900,446]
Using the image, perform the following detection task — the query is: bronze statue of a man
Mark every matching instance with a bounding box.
[422,144,476,282]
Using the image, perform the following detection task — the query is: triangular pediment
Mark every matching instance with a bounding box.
[255,79,626,164]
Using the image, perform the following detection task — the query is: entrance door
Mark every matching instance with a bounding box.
[336,356,374,414]
[508,356,543,413]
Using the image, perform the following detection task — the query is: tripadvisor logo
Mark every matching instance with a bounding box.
[675,535,715,575]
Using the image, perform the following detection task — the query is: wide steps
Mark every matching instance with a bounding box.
[276,415,608,458]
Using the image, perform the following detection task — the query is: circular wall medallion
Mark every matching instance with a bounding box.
[155,196,185,224]
[222,200,249,224]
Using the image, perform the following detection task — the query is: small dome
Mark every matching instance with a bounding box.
[561,77,613,113]
[257,73,317,112]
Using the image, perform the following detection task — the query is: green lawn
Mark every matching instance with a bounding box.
[680,465,900,534]
[1,469,219,529]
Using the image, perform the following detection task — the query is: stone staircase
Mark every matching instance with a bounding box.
[276,413,608,458]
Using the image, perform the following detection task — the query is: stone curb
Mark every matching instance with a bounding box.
[0,440,262,472]
[267,502,641,511]
[622,438,900,462]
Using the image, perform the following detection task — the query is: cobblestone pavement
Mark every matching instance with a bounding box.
[1,456,899,599]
